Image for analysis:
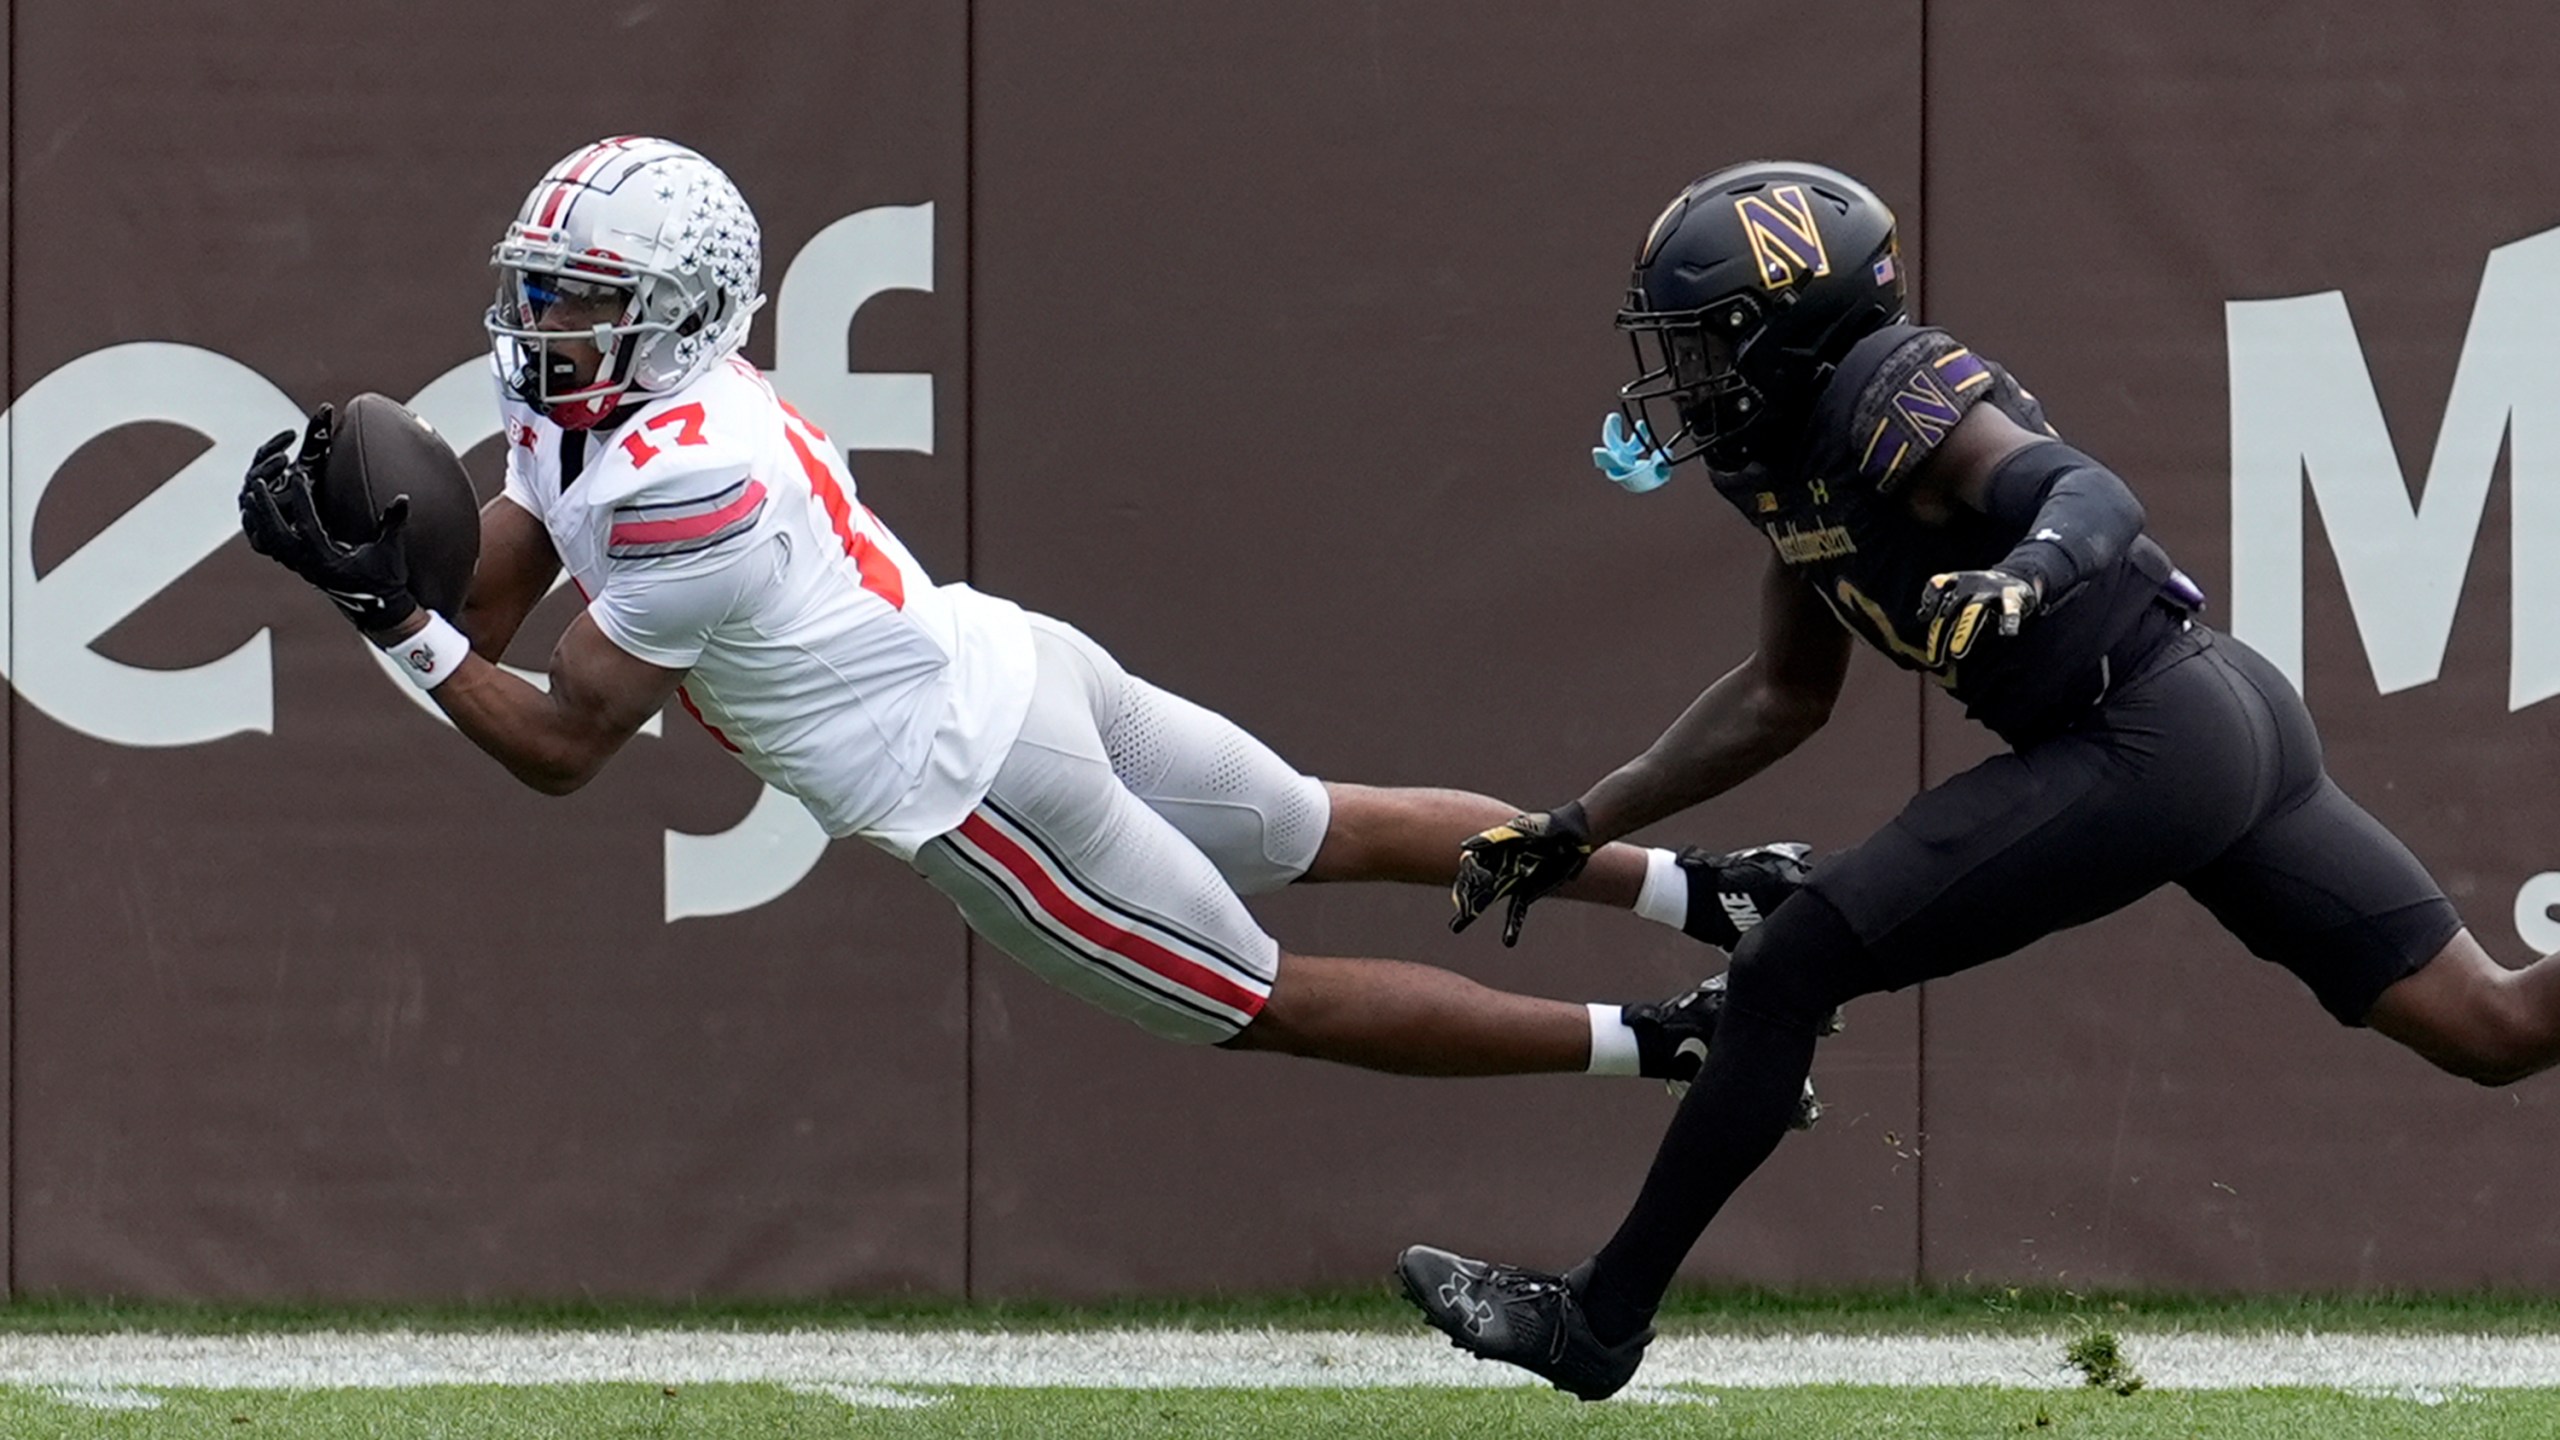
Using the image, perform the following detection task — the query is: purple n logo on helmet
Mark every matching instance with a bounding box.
[1734,185,1832,289]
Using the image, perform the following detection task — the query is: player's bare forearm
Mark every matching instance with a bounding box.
[1575,661,1827,841]
[1574,558,1850,845]
[414,614,685,796]
[424,659,628,795]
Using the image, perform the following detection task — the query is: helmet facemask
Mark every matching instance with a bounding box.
[488,258,652,430]
[1616,289,1775,473]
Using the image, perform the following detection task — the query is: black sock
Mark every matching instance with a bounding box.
[1576,1004,1820,1346]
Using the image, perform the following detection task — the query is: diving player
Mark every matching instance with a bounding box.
[1400,160,2560,1399]
[235,136,1820,1100]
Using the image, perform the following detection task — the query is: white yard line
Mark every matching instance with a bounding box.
[0,1328,2549,1393]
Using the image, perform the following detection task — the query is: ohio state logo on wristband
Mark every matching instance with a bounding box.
[385,612,470,691]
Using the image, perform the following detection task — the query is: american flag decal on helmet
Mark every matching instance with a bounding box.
[608,478,768,559]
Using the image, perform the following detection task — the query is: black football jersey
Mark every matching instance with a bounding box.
[1712,324,2190,740]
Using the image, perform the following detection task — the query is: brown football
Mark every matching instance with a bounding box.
[316,393,482,618]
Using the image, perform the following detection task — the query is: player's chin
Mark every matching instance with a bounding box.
[544,382,625,431]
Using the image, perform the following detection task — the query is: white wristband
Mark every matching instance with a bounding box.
[382,611,472,691]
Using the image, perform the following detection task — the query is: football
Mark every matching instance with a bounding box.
[315,393,483,618]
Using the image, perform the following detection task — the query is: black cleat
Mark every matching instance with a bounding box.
[1395,1244,1651,1402]
[1624,973,1838,1128]
[1676,841,1814,952]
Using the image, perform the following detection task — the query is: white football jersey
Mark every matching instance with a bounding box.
[494,356,1037,857]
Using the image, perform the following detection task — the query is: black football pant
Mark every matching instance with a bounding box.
[1577,625,2459,1344]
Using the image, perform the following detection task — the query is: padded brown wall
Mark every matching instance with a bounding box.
[1,1,2554,1299]
[1916,4,2560,1290]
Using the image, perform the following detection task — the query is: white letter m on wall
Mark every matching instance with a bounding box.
[2228,226,2560,709]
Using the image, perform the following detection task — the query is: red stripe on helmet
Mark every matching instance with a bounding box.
[534,137,639,228]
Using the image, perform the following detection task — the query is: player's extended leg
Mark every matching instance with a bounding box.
[1401,627,2284,1399]
[911,615,1727,1079]
[1057,616,1789,947]
[2163,637,2497,1078]
[2366,932,2560,1085]
[915,747,1655,1075]
[1224,950,1590,1075]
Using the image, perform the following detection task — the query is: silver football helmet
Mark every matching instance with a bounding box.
[486,136,766,429]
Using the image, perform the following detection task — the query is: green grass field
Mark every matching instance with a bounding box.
[6,1287,2560,1438]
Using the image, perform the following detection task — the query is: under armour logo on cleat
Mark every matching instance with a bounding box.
[1438,1273,1497,1336]
[1719,892,1763,931]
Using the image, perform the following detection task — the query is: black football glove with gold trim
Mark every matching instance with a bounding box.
[1915,568,2040,667]
[1451,802,1593,947]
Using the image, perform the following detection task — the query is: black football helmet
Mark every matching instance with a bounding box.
[1617,161,1906,473]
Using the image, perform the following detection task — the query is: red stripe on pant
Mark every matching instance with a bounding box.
[957,814,1266,1020]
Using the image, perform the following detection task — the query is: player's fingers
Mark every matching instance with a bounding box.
[238,483,290,554]
[1501,891,1532,948]
[1998,583,2025,636]
[374,494,412,544]
[298,404,335,467]
[274,467,328,538]
[1944,597,1981,661]
[1449,857,1493,933]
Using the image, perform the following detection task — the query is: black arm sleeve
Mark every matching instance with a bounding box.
[1979,441,2146,602]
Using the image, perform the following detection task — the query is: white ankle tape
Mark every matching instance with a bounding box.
[1634,847,1687,928]
[1586,1003,1641,1076]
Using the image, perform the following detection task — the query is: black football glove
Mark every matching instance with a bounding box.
[1915,568,2040,667]
[1450,802,1593,947]
[238,405,420,638]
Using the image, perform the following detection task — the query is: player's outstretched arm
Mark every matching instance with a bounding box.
[383,610,685,796]
[457,495,564,663]
[1574,556,1850,845]
[236,413,684,798]
[1449,558,1847,944]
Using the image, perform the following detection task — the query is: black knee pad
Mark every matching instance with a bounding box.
[1722,891,1869,1034]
